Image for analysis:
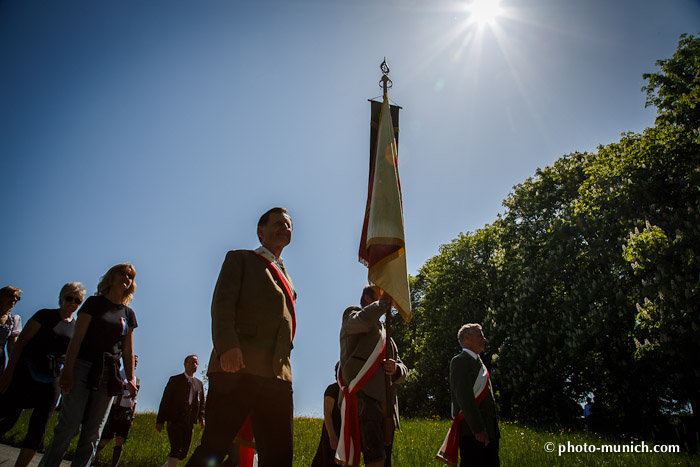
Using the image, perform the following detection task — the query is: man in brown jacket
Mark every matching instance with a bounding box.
[339,286,407,467]
[187,207,296,467]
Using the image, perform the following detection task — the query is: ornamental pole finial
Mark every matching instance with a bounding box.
[379,58,392,97]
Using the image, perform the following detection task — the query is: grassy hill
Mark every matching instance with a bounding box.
[1,412,698,466]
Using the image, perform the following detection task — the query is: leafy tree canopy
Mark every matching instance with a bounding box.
[401,33,700,432]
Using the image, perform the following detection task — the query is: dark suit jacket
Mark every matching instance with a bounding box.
[450,351,499,441]
[157,373,205,426]
[207,250,295,383]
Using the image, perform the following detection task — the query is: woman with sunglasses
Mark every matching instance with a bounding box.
[0,282,86,467]
[0,286,24,375]
[39,264,138,467]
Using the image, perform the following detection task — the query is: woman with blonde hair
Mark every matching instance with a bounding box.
[0,282,86,467]
[39,264,138,467]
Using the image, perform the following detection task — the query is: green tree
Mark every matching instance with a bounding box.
[573,34,700,423]
[487,152,598,424]
[643,33,700,131]
[399,33,700,432]
[393,227,499,418]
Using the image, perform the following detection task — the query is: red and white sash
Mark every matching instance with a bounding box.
[335,329,386,466]
[234,417,257,467]
[251,249,296,339]
[436,356,490,466]
[235,249,292,467]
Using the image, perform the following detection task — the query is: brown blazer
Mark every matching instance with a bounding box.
[339,299,407,426]
[207,250,295,383]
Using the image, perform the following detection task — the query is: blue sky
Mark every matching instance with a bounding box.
[1,0,698,417]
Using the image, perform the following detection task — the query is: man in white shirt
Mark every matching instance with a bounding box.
[156,355,205,467]
[449,324,500,467]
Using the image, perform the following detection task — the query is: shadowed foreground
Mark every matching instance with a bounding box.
[0,412,698,466]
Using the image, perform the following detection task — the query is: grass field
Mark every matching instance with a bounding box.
[1,412,698,466]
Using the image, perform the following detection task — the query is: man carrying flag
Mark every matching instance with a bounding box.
[337,286,407,467]
[437,324,500,467]
[346,61,411,467]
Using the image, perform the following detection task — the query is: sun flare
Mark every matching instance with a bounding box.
[467,0,503,26]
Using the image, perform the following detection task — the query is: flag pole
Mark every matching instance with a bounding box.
[352,57,410,465]
[379,58,395,447]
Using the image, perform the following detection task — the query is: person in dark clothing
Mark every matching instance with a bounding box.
[96,355,140,466]
[0,282,85,467]
[157,355,206,467]
[39,264,138,467]
[441,324,500,467]
[311,362,341,467]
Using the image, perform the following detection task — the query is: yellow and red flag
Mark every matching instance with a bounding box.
[358,95,411,322]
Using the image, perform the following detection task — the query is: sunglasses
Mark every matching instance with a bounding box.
[63,296,83,305]
[7,295,20,303]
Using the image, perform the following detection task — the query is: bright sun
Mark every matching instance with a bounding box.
[467,0,503,26]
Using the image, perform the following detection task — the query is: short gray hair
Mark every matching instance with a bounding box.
[59,282,87,306]
[457,323,482,346]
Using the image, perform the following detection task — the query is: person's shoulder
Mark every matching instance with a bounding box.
[226,249,256,259]
[79,295,102,313]
[30,308,56,321]
[451,351,471,365]
[34,308,55,315]
[124,305,138,328]
[222,249,259,267]
[342,306,361,320]
[326,382,340,394]
[84,295,101,305]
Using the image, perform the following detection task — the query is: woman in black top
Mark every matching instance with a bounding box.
[0,282,86,467]
[39,264,138,467]
[311,363,342,467]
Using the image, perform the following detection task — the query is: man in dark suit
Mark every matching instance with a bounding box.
[156,355,205,467]
[186,207,296,467]
[450,324,500,467]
